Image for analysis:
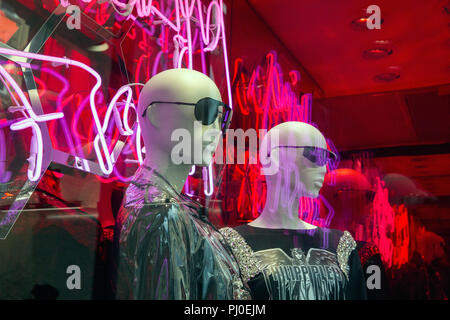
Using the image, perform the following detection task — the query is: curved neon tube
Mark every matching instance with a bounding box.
[0,47,114,175]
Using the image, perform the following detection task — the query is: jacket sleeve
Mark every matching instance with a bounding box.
[115,205,193,299]
[346,249,368,300]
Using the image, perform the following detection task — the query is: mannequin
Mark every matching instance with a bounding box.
[250,121,330,230]
[112,68,244,300]
[220,121,367,300]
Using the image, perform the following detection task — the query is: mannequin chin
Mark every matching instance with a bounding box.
[297,160,327,198]
[200,140,218,166]
[198,125,221,167]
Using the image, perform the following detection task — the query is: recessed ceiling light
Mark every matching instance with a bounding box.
[387,65,401,71]
[374,40,391,45]
[362,47,393,59]
[374,72,400,82]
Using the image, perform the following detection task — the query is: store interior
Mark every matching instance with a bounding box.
[0,0,448,299]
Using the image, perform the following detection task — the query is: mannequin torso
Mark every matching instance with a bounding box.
[221,122,367,300]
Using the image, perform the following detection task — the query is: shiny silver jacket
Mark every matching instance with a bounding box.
[113,166,246,299]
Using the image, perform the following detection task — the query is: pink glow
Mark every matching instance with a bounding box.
[110,0,232,107]
[1,0,230,196]
[0,59,63,181]
[0,128,12,183]
[370,178,395,268]
[203,163,214,196]
[0,47,147,178]
[230,52,336,222]
[0,47,115,175]
[233,51,310,131]
[10,119,43,182]
[111,0,231,193]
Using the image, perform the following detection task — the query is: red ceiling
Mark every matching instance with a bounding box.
[232,0,450,204]
[247,0,450,97]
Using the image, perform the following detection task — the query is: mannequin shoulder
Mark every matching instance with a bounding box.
[317,227,357,252]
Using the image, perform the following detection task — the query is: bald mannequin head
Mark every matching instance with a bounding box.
[251,121,333,229]
[138,68,223,167]
[260,121,331,197]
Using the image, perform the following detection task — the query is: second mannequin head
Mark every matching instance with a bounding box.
[260,121,335,198]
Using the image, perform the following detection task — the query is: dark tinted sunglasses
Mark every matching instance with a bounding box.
[269,146,337,167]
[141,97,232,134]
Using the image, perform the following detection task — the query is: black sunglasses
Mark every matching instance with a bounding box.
[141,97,232,134]
[268,146,337,167]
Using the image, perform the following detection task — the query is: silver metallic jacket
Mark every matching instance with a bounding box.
[113,166,246,299]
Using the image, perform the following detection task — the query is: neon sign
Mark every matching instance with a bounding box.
[1,0,230,175]
[233,51,310,131]
[58,0,232,106]
[0,0,232,238]
[228,52,340,223]
[0,58,64,181]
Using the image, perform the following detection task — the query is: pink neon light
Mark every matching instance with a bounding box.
[370,178,395,268]
[0,127,12,183]
[233,51,310,131]
[110,0,232,108]
[0,47,115,174]
[229,52,326,222]
[203,163,214,196]
[0,47,144,177]
[1,52,140,183]
[10,118,44,182]
[1,0,231,196]
[113,0,231,194]
[0,60,63,181]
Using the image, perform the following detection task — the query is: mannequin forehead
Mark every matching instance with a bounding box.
[138,68,221,113]
[265,121,328,149]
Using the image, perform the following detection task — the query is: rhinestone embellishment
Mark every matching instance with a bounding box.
[232,274,251,300]
[337,231,357,280]
[219,227,262,282]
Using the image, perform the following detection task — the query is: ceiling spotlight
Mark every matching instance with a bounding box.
[351,17,384,31]
[374,72,400,82]
[374,40,392,45]
[362,47,393,59]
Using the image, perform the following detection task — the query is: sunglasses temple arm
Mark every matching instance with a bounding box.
[141,101,197,117]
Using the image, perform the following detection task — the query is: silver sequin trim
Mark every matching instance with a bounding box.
[232,274,252,300]
[337,231,356,280]
[219,227,263,282]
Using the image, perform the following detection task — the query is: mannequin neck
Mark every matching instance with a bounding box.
[249,174,317,230]
[142,147,192,194]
